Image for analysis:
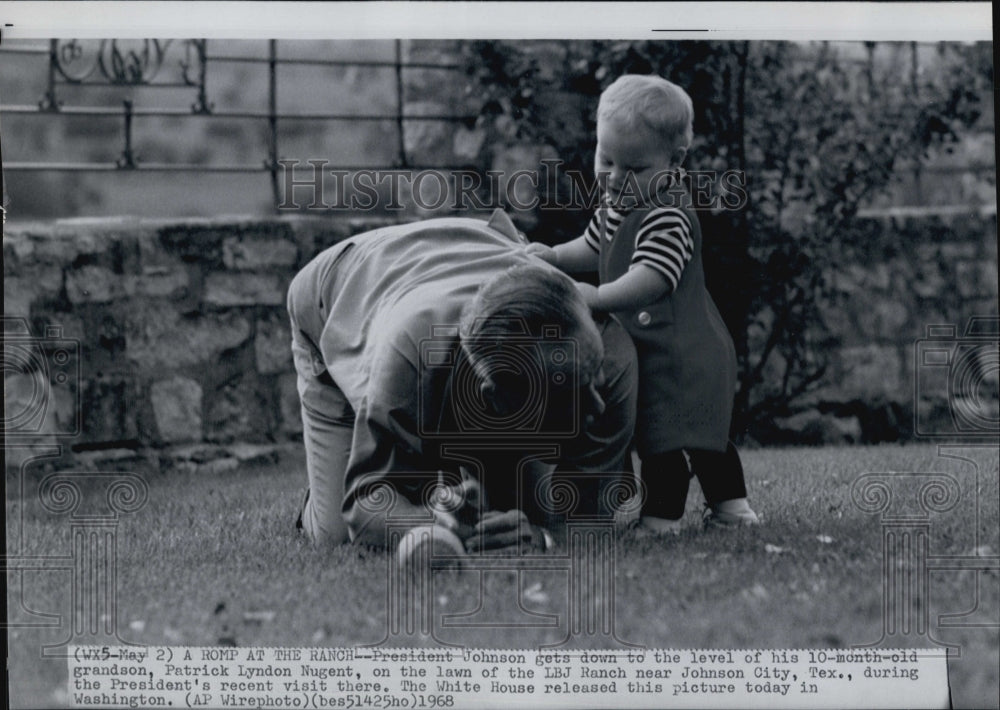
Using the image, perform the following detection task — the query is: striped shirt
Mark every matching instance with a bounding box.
[583,203,695,293]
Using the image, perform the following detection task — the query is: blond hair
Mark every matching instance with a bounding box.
[597,74,694,152]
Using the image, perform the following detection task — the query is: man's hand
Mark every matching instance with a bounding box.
[465,509,552,554]
[430,477,481,541]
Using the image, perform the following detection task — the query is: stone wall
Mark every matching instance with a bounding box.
[3,215,397,472]
[769,208,998,444]
[4,209,996,472]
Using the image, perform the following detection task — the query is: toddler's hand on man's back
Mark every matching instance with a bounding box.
[574,281,600,310]
[525,242,557,263]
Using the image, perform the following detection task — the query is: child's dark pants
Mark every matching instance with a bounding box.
[640,442,748,520]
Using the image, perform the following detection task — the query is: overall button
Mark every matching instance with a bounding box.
[637,311,651,326]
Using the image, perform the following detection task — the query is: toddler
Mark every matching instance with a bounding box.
[529,74,759,534]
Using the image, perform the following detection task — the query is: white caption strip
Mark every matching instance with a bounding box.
[68,646,949,709]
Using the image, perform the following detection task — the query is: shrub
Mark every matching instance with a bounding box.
[460,40,993,437]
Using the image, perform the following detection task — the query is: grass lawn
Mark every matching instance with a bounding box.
[7,443,999,708]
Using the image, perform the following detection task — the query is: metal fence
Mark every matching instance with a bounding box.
[1,39,993,217]
[1,39,472,210]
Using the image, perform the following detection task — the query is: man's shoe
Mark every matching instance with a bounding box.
[703,502,760,529]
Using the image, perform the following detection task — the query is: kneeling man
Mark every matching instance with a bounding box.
[287,212,637,552]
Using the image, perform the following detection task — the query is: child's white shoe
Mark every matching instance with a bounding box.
[634,515,684,537]
[703,498,759,529]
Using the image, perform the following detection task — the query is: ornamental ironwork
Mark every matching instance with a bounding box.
[0,38,475,211]
[41,38,210,112]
